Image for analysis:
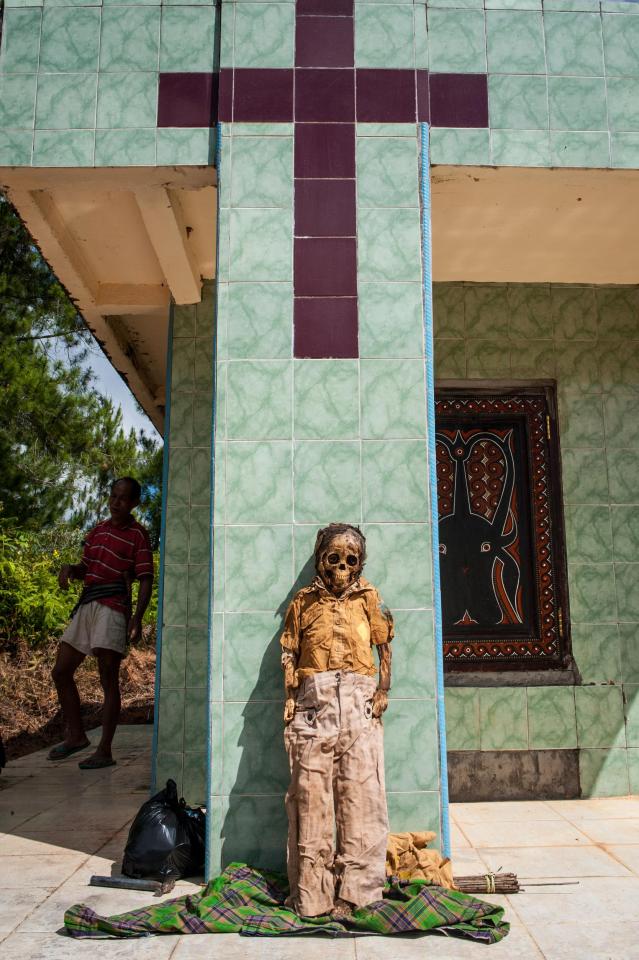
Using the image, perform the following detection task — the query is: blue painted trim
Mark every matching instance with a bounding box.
[419,122,451,858]
[205,121,223,880]
[151,308,174,795]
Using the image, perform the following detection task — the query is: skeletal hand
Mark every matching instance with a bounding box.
[372,688,388,718]
[284,697,296,724]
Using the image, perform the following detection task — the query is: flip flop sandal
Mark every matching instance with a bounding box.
[78,756,117,770]
[48,741,90,761]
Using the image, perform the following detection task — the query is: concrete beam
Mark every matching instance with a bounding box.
[136,187,202,305]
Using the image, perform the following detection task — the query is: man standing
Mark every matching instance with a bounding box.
[48,477,154,769]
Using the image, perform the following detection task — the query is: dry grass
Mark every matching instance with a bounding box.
[0,635,155,761]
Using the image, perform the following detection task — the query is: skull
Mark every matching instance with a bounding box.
[315,524,365,596]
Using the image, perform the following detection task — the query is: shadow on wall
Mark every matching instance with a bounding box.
[220,552,316,872]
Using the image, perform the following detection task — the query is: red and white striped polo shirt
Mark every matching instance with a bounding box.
[80,518,154,615]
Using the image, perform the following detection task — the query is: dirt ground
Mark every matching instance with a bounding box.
[0,635,155,761]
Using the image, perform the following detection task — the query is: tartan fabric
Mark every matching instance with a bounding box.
[64,862,509,943]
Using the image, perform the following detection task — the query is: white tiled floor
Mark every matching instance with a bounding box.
[2,727,639,959]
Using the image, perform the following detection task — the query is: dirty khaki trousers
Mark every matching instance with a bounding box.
[284,670,389,917]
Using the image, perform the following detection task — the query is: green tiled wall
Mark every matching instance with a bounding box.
[208,121,442,875]
[154,286,216,803]
[435,281,639,796]
[0,1,218,166]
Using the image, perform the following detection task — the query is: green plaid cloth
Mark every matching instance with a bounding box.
[64,862,509,943]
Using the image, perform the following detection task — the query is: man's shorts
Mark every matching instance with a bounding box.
[60,601,127,657]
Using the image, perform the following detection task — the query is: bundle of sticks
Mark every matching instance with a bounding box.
[453,873,520,894]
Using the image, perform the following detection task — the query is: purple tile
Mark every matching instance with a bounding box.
[297,0,353,14]
[218,68,233,122]
[295,179,356,237]
[295,69,355,122]
[356,69,416,123]
[296,16,354,68]
[294,238,357,297]
[295,123,356,178]
[294,297,358,359]
[429,73,489,128]
[157,73,218,127]
[416,70,430,123]
[232,69,294,122]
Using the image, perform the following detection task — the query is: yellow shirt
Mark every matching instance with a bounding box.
[281,576,394,680]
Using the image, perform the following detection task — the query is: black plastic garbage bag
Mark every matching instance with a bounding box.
[122,779,206,881]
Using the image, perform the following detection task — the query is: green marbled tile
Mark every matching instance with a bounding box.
[190,447,212,505]
[213,363,227,440]
[625,684,639,747]
[605,394,639,448]
[0,130,32,164]
[565,505,613,563]
[359,282,423,359]
[217,207,230,283]
[226,524,293,611]
[488,75,548,130]
[357,123,417,138]
[96,72,158,128]
[169,394,193,447]
[157,128,215,165]
[629,747,639,794]
[187,563,210,627]
[602,13,639,77]
[225,441,293,524]
[362,440,430,523]
[194,337,214,392]
[466,340,510,377]
[293,359,359,440]
[571,623,622,683]
[486,0,541,6]
[32,129,94,166]
[184,626,209,689]
[490,129,551,166]
[163,563,188,625]
[223,612,283,701]
[545,0,600,9]
[552,285,597,339]
[226,360,292,439]
[0,9,41,74]
[607,449,639,503]
[429,127,490,165]
[358,208,422,282]
[219,0,234,68]
[599,340,639,389]
[615,563,639,621]
[208,616,224,699]
[189,503,210,564]
[562,449,608,504]
[433,283,464,339]
[527,687,577,749]
[606,78,639,133]
[160,5,218,72]
[167,448,191,506]
[0,74,37,129]
[213,441,225,524]
[224,282,292,360]
[355,4,416,69]
[209,704,225,796]
[486,11,545,74]
[575,685,625,748]
[569,563,617,622]
[508,285,553,339]
[173,306,196,339]
[192,392,214,448]
[157,688,185,753]
[360,359,427,440]
[165,504,190,564]
[233,2,295,68]
[596,287,639,339]
[231,123,295,137]
[99,7,160,71]
[612,507,639,564]
[427,0,483,5]
[611,133,639,168]
[160,626,187,688]
[185,687,207,745]
[435,340,466,378]
[230,136,293,208]
[356,136,418,207]
[579,748,629,797]
[182,752,207,807]
[95,129,156,166]
[465,284,509,340]
[362,523,432,610]
[384,699,439,791]
[555,343,601,392]
[229,208,292,282]
[222,701,289,795]
[479,687,527,750]
[543,12,604,76]
[391,610,435,699]
[293,441,361,524]
[558,393,604,446]
[215,795,288,874]
[620,623,639,684]
[213,526,225,610]
[548,77,607,132]
[414,4,428,68]
[386,793,440,843]
[602,0,639,11]
[292,525,322,589]
[444,687,480,750]
[39,7,100,71]
[550,131,611,168]
[427,9,487,73]
[155,752,183,795]
[196,281,216,339]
